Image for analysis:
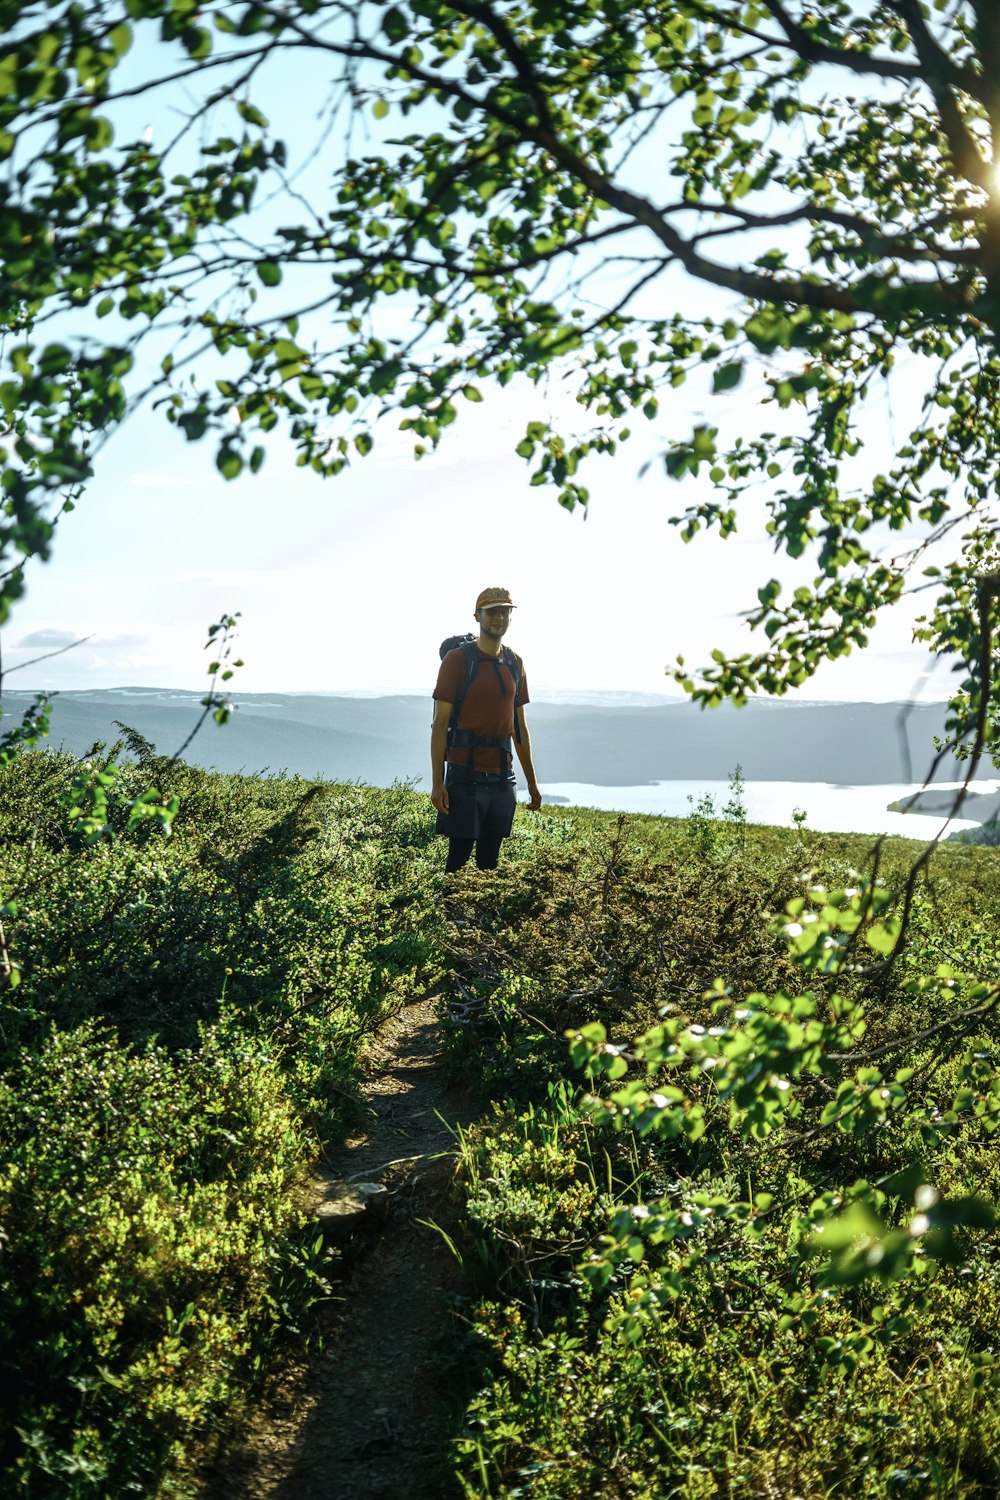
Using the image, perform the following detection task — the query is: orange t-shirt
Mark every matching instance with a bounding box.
[434,645,529,775]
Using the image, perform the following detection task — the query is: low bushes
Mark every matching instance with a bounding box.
[442,808,1000,1497]
[1,1021,313,1493]
[0,749,445,1495]
[9,733,1000,1496]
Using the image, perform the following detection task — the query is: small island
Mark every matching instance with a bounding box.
[888,786,1000,822]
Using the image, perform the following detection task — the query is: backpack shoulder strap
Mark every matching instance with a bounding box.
[448,640,481,729]
[501,646,523,744]
[500,645,521,692]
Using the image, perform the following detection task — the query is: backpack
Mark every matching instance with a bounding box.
[438,635,522,768]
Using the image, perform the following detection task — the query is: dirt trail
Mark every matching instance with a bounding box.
[200,995,472,1499]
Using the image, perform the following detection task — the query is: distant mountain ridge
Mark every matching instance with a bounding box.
[1,688,962,788]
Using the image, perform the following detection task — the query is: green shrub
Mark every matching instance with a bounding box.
[443,806,1000,1498]
[0,1020,316,1494]
[456,1297,1000,1499]
[456,1088,616,1299]
[0,752,448,1493]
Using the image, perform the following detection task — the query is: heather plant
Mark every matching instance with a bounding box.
[439,806,804,1100]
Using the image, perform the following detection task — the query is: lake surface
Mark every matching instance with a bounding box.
[530,780,997,838]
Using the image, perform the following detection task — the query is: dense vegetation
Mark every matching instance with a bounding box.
[441,798,1000,1498]
[3,744,1000,1497]
[6,4,1000,1493]
[0,745,442,1494]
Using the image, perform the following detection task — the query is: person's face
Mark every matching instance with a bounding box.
[478,605,512,640]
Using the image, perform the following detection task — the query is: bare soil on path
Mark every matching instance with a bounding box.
[197,995,474,1500]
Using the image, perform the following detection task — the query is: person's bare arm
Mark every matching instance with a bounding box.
[515,706,541,810]
[431,700,452,815]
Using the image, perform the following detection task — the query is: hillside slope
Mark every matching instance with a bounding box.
[4,688,962,786]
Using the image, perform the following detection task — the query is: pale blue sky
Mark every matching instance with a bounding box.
[1,18,956,703]
[4,373,950,701]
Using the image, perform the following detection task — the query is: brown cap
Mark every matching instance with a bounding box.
[475,586,516,611]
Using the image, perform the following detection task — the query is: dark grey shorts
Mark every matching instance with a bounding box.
[435,766,517,841]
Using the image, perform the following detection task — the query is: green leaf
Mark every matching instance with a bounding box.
[713,360,744,393]
[216,447,243,480]
[182,25,212,59]
[238,101,269,128]
[865,918,901,956]
[109,22,133,56]
[382,6,409,42]
[810,1201,884,1252]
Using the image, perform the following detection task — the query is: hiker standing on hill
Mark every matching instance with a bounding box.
[431,586,542,873]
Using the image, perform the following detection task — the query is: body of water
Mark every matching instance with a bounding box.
[529,780,998,838]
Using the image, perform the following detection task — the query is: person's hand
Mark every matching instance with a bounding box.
[431,782,449,815]
[527,783,542,811]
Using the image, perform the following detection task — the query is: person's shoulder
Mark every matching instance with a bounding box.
[435,644,470,687]
[441,641,474,664]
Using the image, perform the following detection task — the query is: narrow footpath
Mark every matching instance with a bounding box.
[199,995,473,1500]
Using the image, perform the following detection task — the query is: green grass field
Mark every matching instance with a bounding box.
[2,748,999,1497]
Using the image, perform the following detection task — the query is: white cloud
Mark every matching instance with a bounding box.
[16,628,82,648]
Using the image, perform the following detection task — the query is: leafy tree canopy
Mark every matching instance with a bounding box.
[1,0,999,753]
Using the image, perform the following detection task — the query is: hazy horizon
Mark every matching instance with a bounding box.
[3,687,966,794]
[2,682,953,707]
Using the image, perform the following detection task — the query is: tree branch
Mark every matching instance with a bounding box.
[688,199,982,265]
[889,0,991,189]
[450,0,555,133]
[238,8,980,325]
[971,1,1000,166]
[4,634,93,676]
[762,0,977,89]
